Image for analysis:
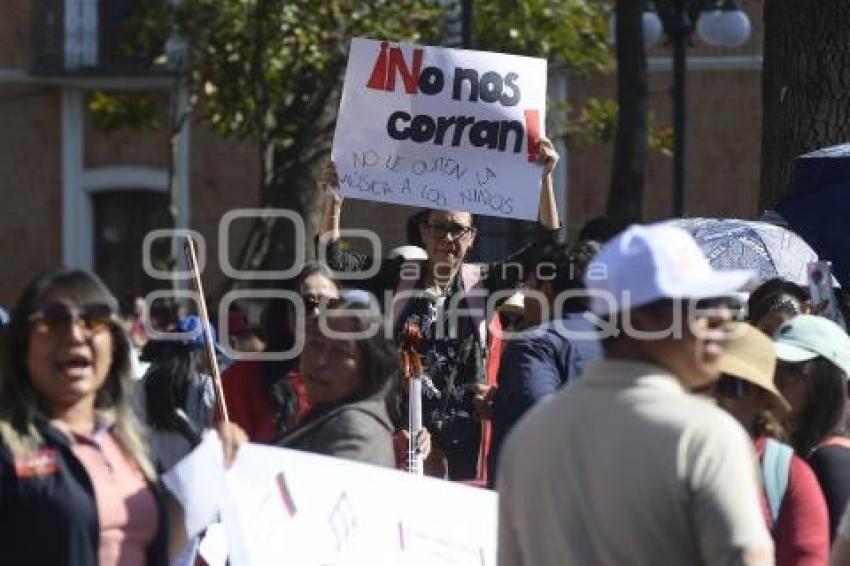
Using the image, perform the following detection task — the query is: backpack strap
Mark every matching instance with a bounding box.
[761,438,793,529]
[818,435,850,450]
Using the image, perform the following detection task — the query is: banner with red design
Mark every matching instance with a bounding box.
[332,38,547,220]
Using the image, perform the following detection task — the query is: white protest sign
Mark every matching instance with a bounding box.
[332,37,547,220]
[222,443,497,566]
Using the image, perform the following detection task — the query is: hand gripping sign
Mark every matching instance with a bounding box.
[332,37,547,220]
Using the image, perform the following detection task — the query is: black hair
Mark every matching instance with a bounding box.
[530,240,601,314]
[406,210,429,247]
[577,216,622,244]
[747,278,808,325]
[140,340,210,435]
[786,357,848,456]
[325,300,398,403]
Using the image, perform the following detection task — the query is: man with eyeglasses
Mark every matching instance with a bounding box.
[317,139,561,480]
[497,223,774,565]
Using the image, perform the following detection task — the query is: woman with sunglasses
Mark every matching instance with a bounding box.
[772,314,850,541]
[317,139,561,481]
[0,269,246,565]
[222,262,339,443]
[278,301,398,467]
[708,322,829,565]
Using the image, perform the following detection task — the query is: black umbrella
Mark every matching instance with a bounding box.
[777,144,850,288]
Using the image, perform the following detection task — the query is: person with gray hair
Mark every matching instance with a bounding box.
[497,223,773,566]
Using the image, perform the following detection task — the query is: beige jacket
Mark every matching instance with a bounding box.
[497,358,774,566]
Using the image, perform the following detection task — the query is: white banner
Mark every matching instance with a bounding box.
[164,435,498,566]
[332,37,548,220]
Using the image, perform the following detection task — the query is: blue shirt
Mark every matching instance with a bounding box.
[489,314,602,484]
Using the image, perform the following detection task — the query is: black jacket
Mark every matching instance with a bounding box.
[0,420,169,566]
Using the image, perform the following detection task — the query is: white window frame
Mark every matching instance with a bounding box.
[62,87,191,271]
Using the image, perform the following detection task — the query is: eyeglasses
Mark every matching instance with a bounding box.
[422,222,475,240]
[28,302,114,335]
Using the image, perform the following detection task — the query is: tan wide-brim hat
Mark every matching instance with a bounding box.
[498,291,525,315]
[718,322,791,413]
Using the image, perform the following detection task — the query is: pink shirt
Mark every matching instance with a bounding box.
[71,428,159,566]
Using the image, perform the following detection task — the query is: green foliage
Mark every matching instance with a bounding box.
[91,0,615,177]
[648,123,673,157]
[473,0,613,74]
[168,0,446,152]
[565,97,619,144]
[552,97,672,156]
[88,91,160,133]
[120,0,612,149]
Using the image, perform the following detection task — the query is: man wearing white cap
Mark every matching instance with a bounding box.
[497,223,773,566]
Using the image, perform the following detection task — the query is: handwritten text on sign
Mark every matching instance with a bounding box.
[332,38,547,220]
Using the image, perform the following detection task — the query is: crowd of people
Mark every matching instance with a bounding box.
[1,139,850,565]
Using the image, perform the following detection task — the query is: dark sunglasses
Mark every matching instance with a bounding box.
[301,295,341,315]
[28,302,114,334]
[714,374,749,399]
[693,296,746,320]
[422,221,475,240]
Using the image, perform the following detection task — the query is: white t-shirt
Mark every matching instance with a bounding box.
[497,358,773,566]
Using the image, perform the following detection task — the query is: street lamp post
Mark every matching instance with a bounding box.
[644,0,751,217]
[669,1,690,218]
[461,0,472,49]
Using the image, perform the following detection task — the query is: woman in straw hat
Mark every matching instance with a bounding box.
[704,322,829,565]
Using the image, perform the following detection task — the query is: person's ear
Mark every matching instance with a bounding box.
[539,281,555,303]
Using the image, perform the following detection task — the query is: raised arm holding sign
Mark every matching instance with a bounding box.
[319,40,561,479]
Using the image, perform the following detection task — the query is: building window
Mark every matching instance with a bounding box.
[93,190,171,309]
[64,0,99,69]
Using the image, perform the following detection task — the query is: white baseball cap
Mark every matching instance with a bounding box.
[387,245,428,261]
[585,223,753,316]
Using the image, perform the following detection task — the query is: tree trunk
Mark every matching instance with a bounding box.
[265,159,321,271]
[607,0,649,225]
[214,154,323,298]
[760,1,850,211]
